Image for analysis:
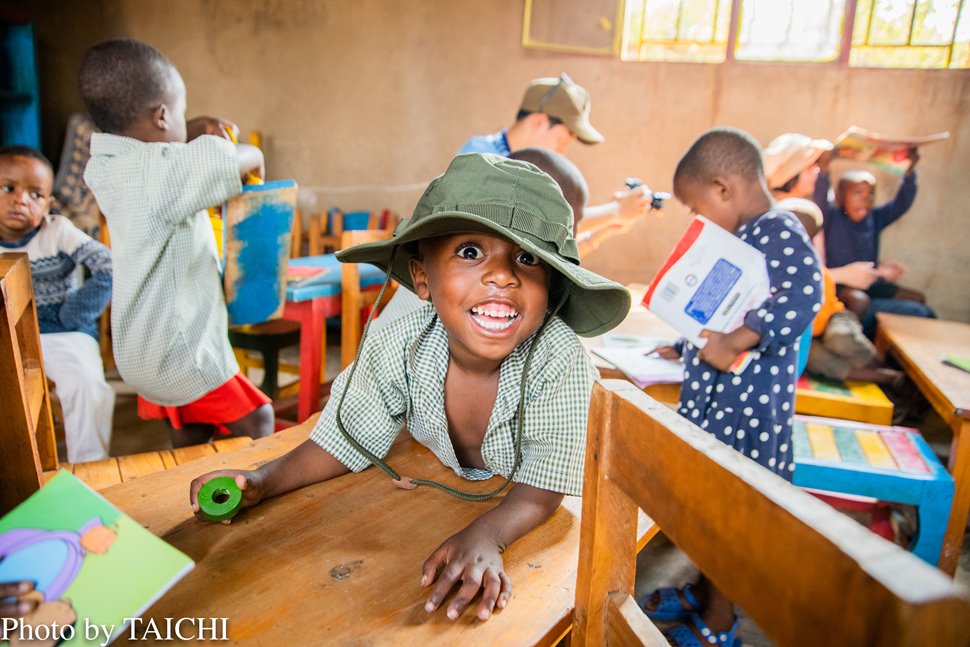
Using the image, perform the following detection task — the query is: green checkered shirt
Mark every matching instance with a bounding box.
[84,134,242,405]
[311,303,597,496]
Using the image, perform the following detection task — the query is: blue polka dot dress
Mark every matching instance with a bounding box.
[677,210,823,481]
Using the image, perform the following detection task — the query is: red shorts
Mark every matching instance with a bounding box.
[137,372,271,432]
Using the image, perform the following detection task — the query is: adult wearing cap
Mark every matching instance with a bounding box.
[459,73,648,222]
[372,76,647,333]
[763,132,833,201]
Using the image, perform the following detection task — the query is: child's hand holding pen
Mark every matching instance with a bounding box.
[644,345,681,361]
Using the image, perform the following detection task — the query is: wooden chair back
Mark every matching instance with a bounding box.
[339,228,396,369]
[0,254,57,514]
[573,380,970,647]
[308,208,400,256]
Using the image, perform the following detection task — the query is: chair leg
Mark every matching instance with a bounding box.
[260,349,281,400]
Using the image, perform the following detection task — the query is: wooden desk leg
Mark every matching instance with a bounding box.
[941,417,970,575]
[283,300,324,423]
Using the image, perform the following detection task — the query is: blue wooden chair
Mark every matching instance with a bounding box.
[792,414,954,566]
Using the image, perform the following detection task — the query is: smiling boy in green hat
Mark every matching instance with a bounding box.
[189,153,630,623]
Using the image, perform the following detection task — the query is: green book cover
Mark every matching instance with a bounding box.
[943,355,970,374]
[0,471,193,646]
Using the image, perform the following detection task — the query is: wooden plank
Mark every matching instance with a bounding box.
[100,414,592,646]
[118,451,169,481]
[71,458,123,490]
[604,593,669,647]
[882,430,930,474]
[832,425,867,464]
[214,436,255,452]
[806,423,840,461]
[171,442,217,465]
[593,381,970,647]
[0,254,46,513]
[159,450,178,470]
[856,430,898,470]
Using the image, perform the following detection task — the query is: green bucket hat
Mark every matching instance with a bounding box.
[337,153,630,337]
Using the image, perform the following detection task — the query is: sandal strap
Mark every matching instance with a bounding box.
[689,613,741,645]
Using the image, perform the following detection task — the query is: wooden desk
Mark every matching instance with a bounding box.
[875,313,970,575]
[283,256,383,422]
[101,418,656,645]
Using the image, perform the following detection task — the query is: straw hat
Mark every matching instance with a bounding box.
[763,133,833,189]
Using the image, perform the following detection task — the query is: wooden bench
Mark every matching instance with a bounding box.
[573,380,970,646]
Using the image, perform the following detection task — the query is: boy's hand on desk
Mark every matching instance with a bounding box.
[421,526,511,622]
[186,116,239,142]
[189,469,265,523]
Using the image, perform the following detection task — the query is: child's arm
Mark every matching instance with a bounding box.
[189,439,350,522]
[697,326,762,373]
[421,483,563,621]
[873,147,918,230]
[55,223,112,333]
[184,116,264,180]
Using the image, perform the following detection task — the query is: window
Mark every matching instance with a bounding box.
[620,0,970,68]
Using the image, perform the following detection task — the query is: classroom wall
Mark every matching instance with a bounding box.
[16,0,970,321]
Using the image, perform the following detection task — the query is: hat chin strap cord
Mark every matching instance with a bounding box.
[333,246,568,502]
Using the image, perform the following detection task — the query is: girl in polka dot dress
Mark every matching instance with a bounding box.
[643,128,823,647]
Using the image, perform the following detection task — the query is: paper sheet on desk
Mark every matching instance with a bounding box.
[592,334,684,388]
[642,215,770,348]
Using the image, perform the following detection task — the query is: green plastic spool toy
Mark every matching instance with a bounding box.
[198,476,244,522]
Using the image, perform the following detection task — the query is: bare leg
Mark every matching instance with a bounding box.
[225,403,274,440]
[171,423,215,448]
[836,286,871,319]
[846,365,905,389]
[698,577,736,636]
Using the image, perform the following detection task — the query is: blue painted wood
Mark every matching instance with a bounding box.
[0,19,41,148]
[286,254,383,302]
[792,415,954,565]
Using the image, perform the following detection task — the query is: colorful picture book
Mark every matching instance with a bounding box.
[590,334,684,388]
[0,471,193,646]
[643,216,770,348]
[834,125,949,175]
[222,180,298,326]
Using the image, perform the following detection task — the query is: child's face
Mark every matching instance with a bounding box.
[0,155,52,243]
[674,177,740,232]
[409,232,551,366]
[837,180,875,222]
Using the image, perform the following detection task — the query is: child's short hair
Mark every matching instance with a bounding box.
[778,197,823,238]
[839,169,877,187]
[77,39,176,134]
[674,127,764,186]
[508,147,588,226]
[0,145,53,175]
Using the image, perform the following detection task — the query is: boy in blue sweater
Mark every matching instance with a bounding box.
[0,146,114,462]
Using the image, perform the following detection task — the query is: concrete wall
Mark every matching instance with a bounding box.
[15,0,970,321]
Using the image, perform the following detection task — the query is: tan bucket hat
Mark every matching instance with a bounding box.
[763,133,833,189]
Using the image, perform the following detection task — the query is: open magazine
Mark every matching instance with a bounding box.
[834,125,948,175]
[0,471,194,646]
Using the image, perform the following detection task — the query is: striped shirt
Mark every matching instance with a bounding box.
[84,134,243,406]
[0,214,111,340]
[311,303,597,496]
